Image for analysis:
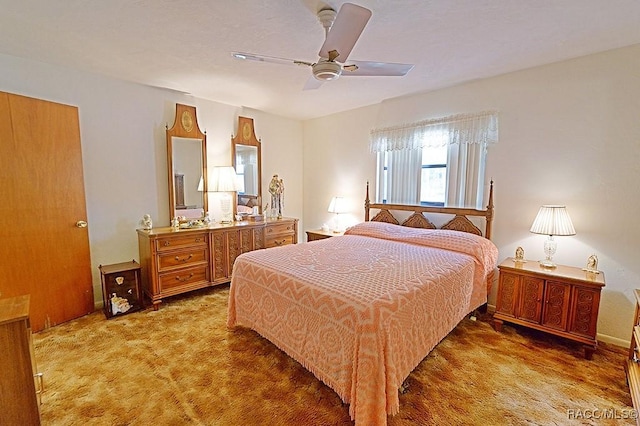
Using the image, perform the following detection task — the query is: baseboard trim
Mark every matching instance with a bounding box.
[598,334,629,348]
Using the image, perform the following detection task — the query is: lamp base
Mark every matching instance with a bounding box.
[539,259,557,268]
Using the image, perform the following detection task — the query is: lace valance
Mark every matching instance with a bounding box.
[370,111,498,153]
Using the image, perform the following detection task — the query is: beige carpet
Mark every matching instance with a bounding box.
[34,285,635,425]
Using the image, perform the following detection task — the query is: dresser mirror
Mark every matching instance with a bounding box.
[232,116,262,215]
[167,104,207,223]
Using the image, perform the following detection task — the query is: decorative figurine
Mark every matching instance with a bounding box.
[110,293,131,315]
[269,174,285,219]
[203,212,211,225]
[141,214,153,230]
[171,217,180,229]
[513,246,526,263]
[583,254,600,274]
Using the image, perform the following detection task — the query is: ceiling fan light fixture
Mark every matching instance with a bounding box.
[317,8,337,32]
[312,61,342,81]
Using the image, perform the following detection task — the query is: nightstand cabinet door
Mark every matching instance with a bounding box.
[518,276,544,323]
[541,281,571,331]
[495,271,519,318]
[568,285,601,339]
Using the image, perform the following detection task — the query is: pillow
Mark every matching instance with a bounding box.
[345,221,498,275]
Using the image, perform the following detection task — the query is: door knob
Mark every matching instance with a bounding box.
[75,220,88,228]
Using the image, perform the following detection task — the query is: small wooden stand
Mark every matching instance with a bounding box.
[99,260,143,319]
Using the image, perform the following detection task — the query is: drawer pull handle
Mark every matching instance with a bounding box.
[175,273,194,282]
[274,239,285,246]
[163,241,170,246]
[195,238,202,243]
[175,254,193,262]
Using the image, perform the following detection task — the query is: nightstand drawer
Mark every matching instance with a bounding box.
[306,229,343,241]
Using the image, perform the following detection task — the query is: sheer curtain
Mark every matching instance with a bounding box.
[370,111,498,208]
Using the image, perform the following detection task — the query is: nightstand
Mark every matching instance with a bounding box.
[306,229,344,242]
[493,258,605,359]
[99,260,143,319]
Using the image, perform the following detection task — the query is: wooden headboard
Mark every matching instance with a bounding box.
[364,181,495,240]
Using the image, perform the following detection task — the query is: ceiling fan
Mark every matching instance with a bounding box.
[231,2,414,90]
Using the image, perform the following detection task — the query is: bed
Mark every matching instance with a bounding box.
[227,182,498,425]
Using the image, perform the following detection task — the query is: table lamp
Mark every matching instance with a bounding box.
[529,205,576,268]
[327,196,347,233]
[210,166,239,223]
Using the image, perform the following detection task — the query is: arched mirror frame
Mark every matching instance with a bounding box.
[231,116,262,215]
[167,103,207,223]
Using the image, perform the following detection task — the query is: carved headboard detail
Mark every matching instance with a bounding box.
[370,209,399,225]
[364,181,494,239]
[441,215,482,236]
[401,212,437,229]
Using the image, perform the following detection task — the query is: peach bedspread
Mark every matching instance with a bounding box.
[227,222,498,425]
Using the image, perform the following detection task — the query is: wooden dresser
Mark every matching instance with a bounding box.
[0,295,41,425]
[493,259,605,359]
[625,289,640,424]
[137,217,298,309]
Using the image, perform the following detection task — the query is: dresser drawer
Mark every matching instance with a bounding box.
[159,266,209,291]
[266,222,295,237]
[158,248,208,272]
[266,234,295,248]
[156,233,208,252]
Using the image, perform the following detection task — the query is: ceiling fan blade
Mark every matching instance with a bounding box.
[319,3,371,62]
[342,61,414,76]
[231,52,313,67]
[303,76,324,90]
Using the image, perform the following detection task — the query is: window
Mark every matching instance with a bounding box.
[235,163,246,194]
[420,145,447,206]
[379,144,448,206]
[371,112,498,209]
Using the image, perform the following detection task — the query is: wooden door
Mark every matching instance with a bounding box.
[0,92,93,332]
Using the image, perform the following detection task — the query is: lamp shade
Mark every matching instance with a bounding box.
[327,196,347,214]
[210,166,239,192]
[529,205,576,236]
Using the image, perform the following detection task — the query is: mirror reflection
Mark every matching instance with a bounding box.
[172,137,204,218]
[232,117,262,216]
[166,104,207,224]
[235,144,259,197]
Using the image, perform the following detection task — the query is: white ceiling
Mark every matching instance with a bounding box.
[1,0,640,120]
